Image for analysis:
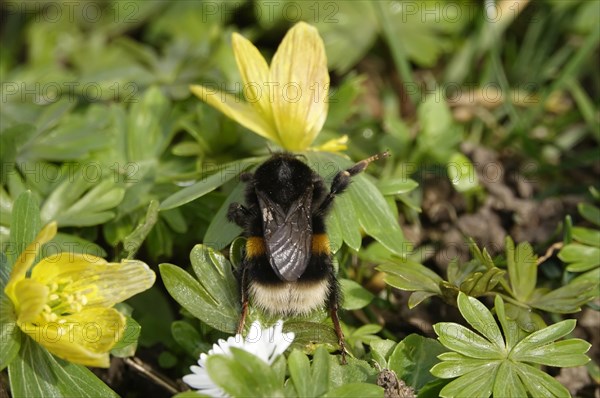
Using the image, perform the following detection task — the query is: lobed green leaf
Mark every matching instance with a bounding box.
[506,237,537,302]
[513,362,571,397]
[159,263,237,333]
[434,322,504,359]
[511,319,576,359]
[492,361,527,398]
[456,293,505,351]
[438,362,497,398]
[377,260,442,293]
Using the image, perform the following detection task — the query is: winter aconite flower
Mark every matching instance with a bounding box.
[4,222,156,367]
[183,320,294,397]
[191,22,345,152]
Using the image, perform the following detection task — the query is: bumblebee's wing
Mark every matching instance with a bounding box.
[257,188,313,282]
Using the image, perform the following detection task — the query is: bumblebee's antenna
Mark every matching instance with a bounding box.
[346,150,390,176]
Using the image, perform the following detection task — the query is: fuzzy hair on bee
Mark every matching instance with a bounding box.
[227,151,389,362]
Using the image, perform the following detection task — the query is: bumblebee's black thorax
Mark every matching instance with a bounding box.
[253,153,314,210]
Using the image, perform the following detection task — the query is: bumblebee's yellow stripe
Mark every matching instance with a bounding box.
[312,234,330,255]
[246,236,266,258]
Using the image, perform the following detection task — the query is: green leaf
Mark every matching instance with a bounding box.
[558,243,600,272]
[288,350,312,397]
[571,227,600,247]
[579,203,600,226]
[529,280,598,313]
[438,361,497,398]
[430,354,497,379]
[160,159,259,210]
[305,152,407,256]
[492,361,527,398]
[159,263,237,333]
[370,339,396,367]
[9,337,118,398]
[313,346,332,396]
[333,188,361,251]
[190,245,239,310]
[513,338,591,367]
[8,343,59,396]
[36,98,76,134]
[8,191,41,265]
[457,293,504,351]
[326,204,343,253]
[111,316,141,358]
[572,267,600,286]
[350,324,382,344]
[494,295,519,351]
[123,200,159,259]
[284,321,339,354]
[40,173,124,227]
[323,383,384,397]
[0,294,21,370]
[511,319,582,361]
[513,362,571,398]
[433,323,504,360]
[447,153,478,192]
[207,348,284,397]
[347,174,407,256]
[329,355,378,388]
[388,334,446,390]
[203,182,245,251]
[376,178,419,195]
[408,291,438,309]
[0,124,37,182]
[506,237,537,302]
[377,260,442,293]
[27,105,111,162]
[50,233,107,258]
[458,267,505,297]
[340,278,375,310]
[468,240,496,270]
[171,321,203,356]
[504,302,546,333]
[126,86,170,162]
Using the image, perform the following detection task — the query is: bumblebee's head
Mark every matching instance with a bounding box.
[254,153,313,207]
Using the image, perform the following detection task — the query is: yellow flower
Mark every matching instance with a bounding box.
[191,22,346,152]
[4,222,155,368]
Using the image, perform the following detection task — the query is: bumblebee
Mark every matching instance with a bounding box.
[227,152,388,360]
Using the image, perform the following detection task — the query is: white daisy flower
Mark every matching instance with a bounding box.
[182,320,294,397]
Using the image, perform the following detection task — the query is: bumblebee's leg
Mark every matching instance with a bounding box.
[227,203,251,228]
[330,302,347,364]
[318,151,389,214]
[237,266,249,334]
[326,271,347,364]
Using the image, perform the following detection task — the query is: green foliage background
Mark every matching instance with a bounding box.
[1,1,598,397]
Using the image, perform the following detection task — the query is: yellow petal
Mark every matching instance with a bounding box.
[311,135,349,152]
[232,33,278,138]
[269,22,329,151]
[14,279,49,323]
[190,84,283,146]
[5,222,57,303]
[31,257,155,308]
[20,307,126,368]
